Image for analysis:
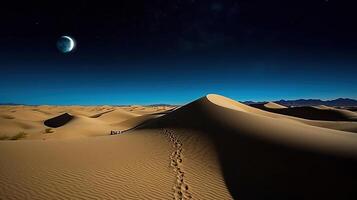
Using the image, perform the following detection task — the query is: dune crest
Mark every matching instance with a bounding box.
[264,102,287,109]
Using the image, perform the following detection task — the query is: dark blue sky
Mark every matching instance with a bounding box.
[0,0,356,105]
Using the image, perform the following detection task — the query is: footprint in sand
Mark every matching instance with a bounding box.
[163,129,192,200]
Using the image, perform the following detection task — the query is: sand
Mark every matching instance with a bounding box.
[1,95,357,199]
[251,102,357,121]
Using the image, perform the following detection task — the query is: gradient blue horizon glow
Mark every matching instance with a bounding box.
[1,56,356,105]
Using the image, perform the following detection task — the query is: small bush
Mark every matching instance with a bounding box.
[10,132,27,140]
[0,135,10,140]
[45,128,53,133]
[2,115,15,119]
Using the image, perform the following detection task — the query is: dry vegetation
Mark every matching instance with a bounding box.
[0,132,27,140]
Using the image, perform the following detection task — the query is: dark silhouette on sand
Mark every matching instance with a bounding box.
[44,113,74,128]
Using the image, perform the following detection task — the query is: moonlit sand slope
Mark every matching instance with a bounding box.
[1,95,357,200]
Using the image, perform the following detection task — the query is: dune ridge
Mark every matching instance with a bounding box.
[264,102,287,109]
[251,102,357,121]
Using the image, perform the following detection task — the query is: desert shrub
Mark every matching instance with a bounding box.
[45,128,53,133]
[2,115,15,119]
[10,132,27,140]
[0,135,10,140]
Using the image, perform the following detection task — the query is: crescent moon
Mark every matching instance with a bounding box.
[63,36,75,51]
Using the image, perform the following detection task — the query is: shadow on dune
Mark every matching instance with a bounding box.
[340,107,357,112]
[251,104,357,121]
[213,125,357,200]
[44,113,74,128]
[139,96,357,200]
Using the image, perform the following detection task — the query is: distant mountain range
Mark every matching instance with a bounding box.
[0,103,24,106]
[1,98,357,107]
[244,98,357,107]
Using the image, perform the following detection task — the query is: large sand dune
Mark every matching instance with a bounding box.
[1,95,357,199]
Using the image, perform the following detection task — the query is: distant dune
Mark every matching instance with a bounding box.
[251,102,357,121]
[262,101,287,109]
[1,95,357,199]
[245,98,357,107]
[341,106,357,112]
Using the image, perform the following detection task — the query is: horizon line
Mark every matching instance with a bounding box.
[1,96,357,106]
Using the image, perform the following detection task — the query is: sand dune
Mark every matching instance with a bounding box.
[251,102,357,121]
[340,106,357,112]
[140,94,357,199]
[263,101,287,109]
[95,109,139,123]
[110,114,164,130]
[0,106,169,140]
[248,102,357,133]
[89,109,115,118]
[1,95,357,199]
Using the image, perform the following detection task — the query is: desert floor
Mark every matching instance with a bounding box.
[1,94,357,200]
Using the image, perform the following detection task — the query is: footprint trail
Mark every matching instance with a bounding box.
[163,129,192,200]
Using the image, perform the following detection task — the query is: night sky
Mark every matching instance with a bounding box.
[1,0,357,105]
